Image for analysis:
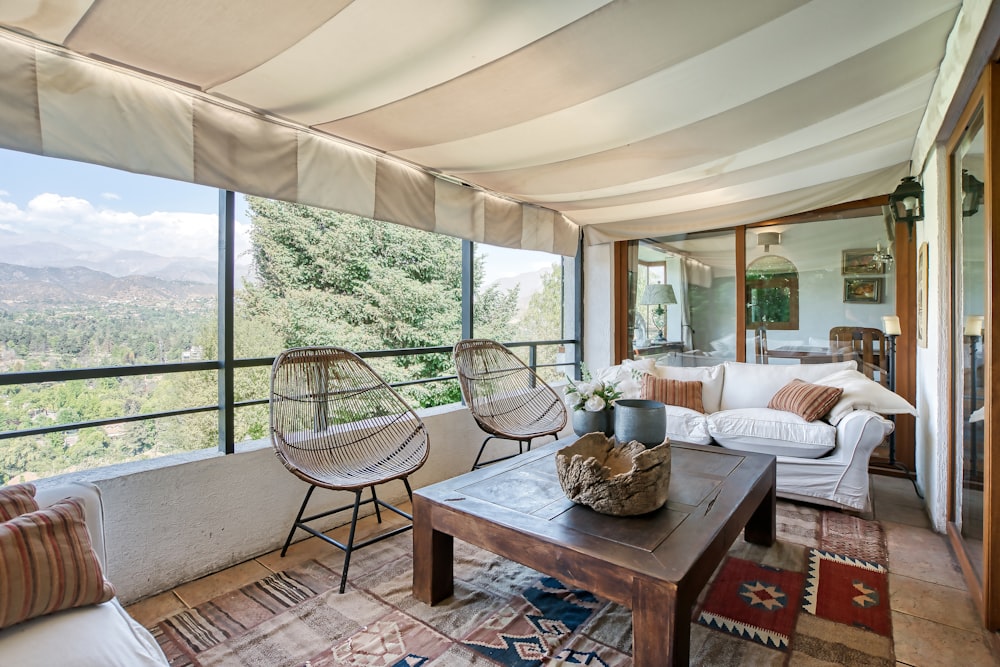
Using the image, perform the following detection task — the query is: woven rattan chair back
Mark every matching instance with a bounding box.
[453,339,567,470]
[269,346,428,592]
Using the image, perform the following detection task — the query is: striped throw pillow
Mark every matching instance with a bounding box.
[768,379,844,422]
[0,497,116,630]
[0,483,37,521]
[641,375,705,414]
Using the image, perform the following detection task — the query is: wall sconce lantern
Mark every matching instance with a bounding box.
[962,169,984,217]
[887,176,924,240]
[756,231,781,252]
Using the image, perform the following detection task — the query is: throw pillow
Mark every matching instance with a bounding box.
[768,379,844,422]
[815,369,918,425]
[0,482,37,521]
[642,375,705,413]
[0,497,116,630]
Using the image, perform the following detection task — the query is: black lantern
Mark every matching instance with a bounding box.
[887,176,923,240]
[962,169,984,217]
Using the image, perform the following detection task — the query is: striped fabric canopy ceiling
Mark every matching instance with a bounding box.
[0,0,969,255]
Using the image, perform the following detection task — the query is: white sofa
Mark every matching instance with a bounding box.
[0,482,170,667]
[597,359,915,511]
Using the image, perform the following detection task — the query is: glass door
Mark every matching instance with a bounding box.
[952,103,986,583]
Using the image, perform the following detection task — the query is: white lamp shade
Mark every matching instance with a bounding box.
[881,315,901,336]
[964,315,985,337]
[639,283,677,306]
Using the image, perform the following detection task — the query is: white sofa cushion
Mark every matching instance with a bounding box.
[708,408,837,458]
[815,369,919,425]
[653,363,725,413]
[0,599,169,667]
[664,405,712,445]
[719,360,857,410]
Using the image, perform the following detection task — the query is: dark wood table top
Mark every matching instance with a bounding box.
[414,437,775,594]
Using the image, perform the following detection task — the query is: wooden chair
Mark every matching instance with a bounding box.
[829,326,889,386]
[754,326,768,364]
[269,346,429,593]
[453,339,568,470]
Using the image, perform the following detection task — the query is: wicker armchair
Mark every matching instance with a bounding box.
[453,339,567,470]
[269,346,429,593]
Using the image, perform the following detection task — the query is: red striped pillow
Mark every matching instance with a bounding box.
[641,375,705,413]
[0,497,115,630]
[0,483,37,521]
[768,379,844,422]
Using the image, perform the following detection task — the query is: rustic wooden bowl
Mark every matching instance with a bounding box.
[555,432,671,516]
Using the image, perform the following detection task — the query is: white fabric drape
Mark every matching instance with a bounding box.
[0,0,979,248]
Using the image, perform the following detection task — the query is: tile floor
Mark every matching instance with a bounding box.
[127,474,999,666]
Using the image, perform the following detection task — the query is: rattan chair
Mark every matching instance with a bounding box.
[453,339,568,470]
[269,346,429,593]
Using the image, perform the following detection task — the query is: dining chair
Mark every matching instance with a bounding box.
[453,339,568,470]
[829,326,889,386]
[269,346,429,593]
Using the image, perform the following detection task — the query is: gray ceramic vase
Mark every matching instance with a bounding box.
[572,408,615,437]
[614,399,667,447]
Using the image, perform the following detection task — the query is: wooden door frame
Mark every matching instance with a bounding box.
[945,62,1000,629]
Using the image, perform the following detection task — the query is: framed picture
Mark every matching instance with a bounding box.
[841,248,884,275]
[917,242,928,347]
[844,277,883,303]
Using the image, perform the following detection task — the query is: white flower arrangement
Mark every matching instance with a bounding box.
[564,366,623,412]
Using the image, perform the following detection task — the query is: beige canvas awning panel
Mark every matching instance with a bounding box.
[0,0,981,253]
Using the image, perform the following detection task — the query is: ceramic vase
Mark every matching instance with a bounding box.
[614,399,667,447]
[572,408,614,437]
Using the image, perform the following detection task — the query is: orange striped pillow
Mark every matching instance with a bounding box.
[641,375,705,413]
[0,497,115,630]
[768,379,844,422]
[0,483,37,521]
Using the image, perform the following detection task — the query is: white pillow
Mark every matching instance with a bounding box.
[814,369,918,425]
[708,408,836,458]
[719,360,857,410]
[663,405,712,445]
[653,363,725,413]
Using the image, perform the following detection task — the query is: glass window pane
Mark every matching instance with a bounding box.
[474,243,571,383]
[745,216,898,367]
[631,230,736,366]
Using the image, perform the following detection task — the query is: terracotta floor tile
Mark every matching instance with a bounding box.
[124,590,187,626]
[883,520,965,589]
[171,559,273,607]
[892,611,997,667]
[889,573,979,632]
[875,502,931,529]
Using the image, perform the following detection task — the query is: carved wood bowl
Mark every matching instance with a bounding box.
[555,433,671,516]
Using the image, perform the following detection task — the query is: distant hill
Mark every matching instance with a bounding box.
[0,241,245,284]
[0,262,215,309]
[492,268,547,317]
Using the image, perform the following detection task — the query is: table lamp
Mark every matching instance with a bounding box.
[639,283,677,342]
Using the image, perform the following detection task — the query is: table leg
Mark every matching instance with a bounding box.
[744,466,776,546]
[633,577,686,666]
[412,497,454,604]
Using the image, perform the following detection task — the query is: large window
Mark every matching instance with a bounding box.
[0,151,580,483]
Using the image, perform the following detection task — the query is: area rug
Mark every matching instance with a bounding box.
[147,502,895,666]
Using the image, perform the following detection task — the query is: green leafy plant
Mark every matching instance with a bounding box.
[563,365,622,412]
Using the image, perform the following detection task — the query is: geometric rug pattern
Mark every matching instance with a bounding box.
[147,502,895,666]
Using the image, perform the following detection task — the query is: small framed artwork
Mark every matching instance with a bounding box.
[844,277,883,304]
[917,242,928,347]
[842,248,883,275]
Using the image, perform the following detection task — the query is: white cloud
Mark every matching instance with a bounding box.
[101,192,121,201]
[0,191,248,260]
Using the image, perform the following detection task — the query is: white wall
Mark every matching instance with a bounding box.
[36,404,572,604]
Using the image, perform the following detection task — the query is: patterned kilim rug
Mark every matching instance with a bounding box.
[148,502,894,666]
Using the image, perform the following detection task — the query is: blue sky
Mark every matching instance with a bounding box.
[0,147,555,284]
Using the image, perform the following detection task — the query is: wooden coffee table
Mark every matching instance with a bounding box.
[412,437,776,666]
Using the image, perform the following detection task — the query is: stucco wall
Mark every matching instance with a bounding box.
[36,404,572,604]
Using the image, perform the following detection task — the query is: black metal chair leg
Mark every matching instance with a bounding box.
[472,435,495,470]
[281,484,317,557]
[339,490,364,594]
[403,477,414,502]
[370,485,382,523]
